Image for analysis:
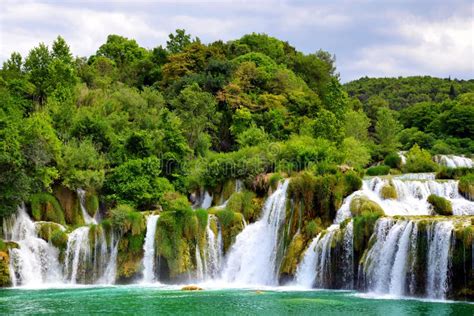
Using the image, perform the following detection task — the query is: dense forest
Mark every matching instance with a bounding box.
[1,31,473,220]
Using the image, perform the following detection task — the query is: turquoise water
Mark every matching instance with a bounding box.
[0,286,472,315]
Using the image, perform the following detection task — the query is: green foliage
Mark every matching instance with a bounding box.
[341,137,371,168]
[349,197,384,217]
[427,194,453,216]
[459,174,474,201]
[435,167,473,180]
[109,204,146,235]
[380,183,397,200]
[403,144,437,173]
[353,211,382,252]
[104,157,174,210]
[375,107,401,155]
[384,152,402,169]
[366,165,390,176]
[225,190,258,221]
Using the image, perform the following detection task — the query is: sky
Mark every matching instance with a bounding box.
[0,0,472,82]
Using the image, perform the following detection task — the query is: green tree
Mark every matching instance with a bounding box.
[24,43,52,105]
[166,29,195,54]
[341,137,371,168]
[375,107,401,155]
[344,110,370,142]
[171,83,221,152]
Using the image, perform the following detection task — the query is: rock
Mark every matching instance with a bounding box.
[181,285,203,291]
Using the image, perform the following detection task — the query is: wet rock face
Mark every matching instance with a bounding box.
[0,251,11,287]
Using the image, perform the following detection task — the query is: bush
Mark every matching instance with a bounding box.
[384,153,402,169]
[350,196,384,217]
[436,167,473,180]
[459,174,474,201]
[225,191,259,221]
[380,183,397,199]
[427,194,453,215]
[366,165,390,176]
[403,144,437,173]
[343,171,362,195]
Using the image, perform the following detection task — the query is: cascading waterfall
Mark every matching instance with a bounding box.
[426,221,454,299]
[64,226,91,284]
[294,225,343,288]
[3,206,63,286]
[77,189,97,225]
[294,235,321,288]
[221,180,289,285]
[362,218,454,298]
[204,215,223,280]
[335,176,474,223]
[142,215,159,283]
[434,155,473,168]
[342,221,354,288]
[64,225,119,284]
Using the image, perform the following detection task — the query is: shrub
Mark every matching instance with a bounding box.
[225,191,258,221]
[304,219,321,238]
[384,152,402,169]
[343,171,362,195]
[459,174,474,201]
[366,165,390,176]
[403,144,437,173]
[436,167,473,180]
[350,196,384,217]
[380,183,397,199]
[427,194,453,216]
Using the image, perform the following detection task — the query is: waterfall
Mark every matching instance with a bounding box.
[434,155,473,168]
[342,221,354,288]
[200,191,213,210]
[4,206,63,286]
[294,225,341,288]
[204,215,223,279]
[195,244,204,280]
[335,176,474,222]
[142,215,159,283]
[294,235,321,288]
[363,218,454,298]
[64,226,91,284]
[426,221,454,299]
[77,189,97,225]
[363,219,417,296]
[221,180,289,285]
[64,225,119,284]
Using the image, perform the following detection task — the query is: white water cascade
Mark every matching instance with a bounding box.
[142,215,159,283]
[77,189,97,225]
[426,221,454,299]
[221,180,289,285]
[204,215,223,280]
[434,155,473,168]
[2,206,63,287]
[335,176,474,223]
[64,225,119,284]
[363,218,454,299]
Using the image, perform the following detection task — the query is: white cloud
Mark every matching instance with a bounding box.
[345,15,474,80]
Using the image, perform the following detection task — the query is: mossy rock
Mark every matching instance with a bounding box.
[349,196,384,217]
[216,209,244,252]
[280,233,305,275]
[30,193,66,225]
[53,186,84,225]
[85,192,99,217]
[181,285,203,291]
[226,191,260,222]
[0,251,11,287]
[459,174,474,201]
[36,222,68,250]
[380,184,397,200]
[427,194,453,216]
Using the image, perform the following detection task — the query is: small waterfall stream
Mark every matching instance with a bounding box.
[3,206,63,287]
[77,189,97,225]
[221,180,289,285]
[142,215,159,283]
[204,215,223,280]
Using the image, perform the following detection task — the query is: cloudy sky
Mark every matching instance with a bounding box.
[0,0,472,82]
